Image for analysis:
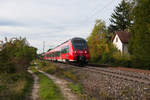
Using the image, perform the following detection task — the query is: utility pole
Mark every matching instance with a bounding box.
[43,41,45,53]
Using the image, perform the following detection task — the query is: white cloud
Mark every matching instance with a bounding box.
[0,0,122,53]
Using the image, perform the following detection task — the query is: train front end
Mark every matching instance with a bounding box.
[71,38,90,65]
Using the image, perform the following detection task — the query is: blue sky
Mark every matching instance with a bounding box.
[0,0,122,53]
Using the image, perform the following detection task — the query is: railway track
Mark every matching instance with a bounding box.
[52,62,150,99]
[49,61,150,85]
[61,63,150,85]
[83,66,150,85]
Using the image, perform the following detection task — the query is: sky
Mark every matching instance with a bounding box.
[0,0,122,53]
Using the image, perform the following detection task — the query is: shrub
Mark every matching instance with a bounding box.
[0,72,33,100]
[41,62,47,67]
[0,37,37,74]
[112,52,131,67]
[68,82,83,95]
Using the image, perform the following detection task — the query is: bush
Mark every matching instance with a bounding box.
[0,37,37,73]
[41,62,47,67]
[112,52,131,67]
[0,72,33,100]
[68,82,83,95]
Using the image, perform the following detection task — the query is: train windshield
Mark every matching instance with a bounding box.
[72,39,87,50]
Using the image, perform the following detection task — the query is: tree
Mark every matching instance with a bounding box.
[108,0,133,33]
[0,37,37,73]
[87,20,106,61]
[129,0,150,68]
[87,20,116,63]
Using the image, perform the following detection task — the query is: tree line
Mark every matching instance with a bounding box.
[87,0,150,69]
[0,37,37,73]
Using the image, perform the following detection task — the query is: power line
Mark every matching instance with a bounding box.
[89,1,107,15]
[85,0,121,22]
[94,0,121,19]
[43,41,45,53]
[92,0,120,18]
[92,0,114,17]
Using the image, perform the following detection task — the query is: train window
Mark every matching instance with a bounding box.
[61,48,63,54]
[66,45,70,53]
[60,45,69,54]
[61,48,65,54]
[63,49,66,53]
[55,52,57,57]
[56,51,60,57]
[72,39,87,50]
[55,52,56,57]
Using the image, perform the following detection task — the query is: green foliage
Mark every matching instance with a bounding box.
[100,43,117,64]
[38,61,78,82]
[0,37,35,100]
[108,0,133,33]
[87,19,132,67]
[39,61,58,74]
[87,19,118,64]
[129,0,150,68]
[62,70,78,82]
[0,37,37,73]
[37,72,64,100]
[87,20,107,61]
[68,82,83,95]
[41,62,47,67]
[112,52,131,67]
[0,72,33,100]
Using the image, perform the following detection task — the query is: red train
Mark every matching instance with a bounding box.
[42,37,90,64]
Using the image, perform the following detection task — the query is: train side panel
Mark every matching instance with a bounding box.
[42,37,90,64]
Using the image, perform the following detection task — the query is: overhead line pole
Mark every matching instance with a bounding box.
[43,41,45,53]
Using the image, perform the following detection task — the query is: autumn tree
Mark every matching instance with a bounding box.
[87,20,116,63]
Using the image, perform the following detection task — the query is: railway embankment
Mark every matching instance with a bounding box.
[73,66,150,100]
[37,60,150,100]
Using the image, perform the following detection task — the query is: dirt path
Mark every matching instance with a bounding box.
[28,70,39,100]
[39,70,79,100]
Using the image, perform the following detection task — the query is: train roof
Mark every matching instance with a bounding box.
[72,37,85,40]
[52,37,86,48]
[46,37,86,54]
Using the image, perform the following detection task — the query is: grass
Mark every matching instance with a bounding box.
[30,65,37,73]
[36,72,65,100]
[29,63,65,100]
[68,82,83,95]
[36,60,89,98]
[0,72,33,100]
[37,60,78,82]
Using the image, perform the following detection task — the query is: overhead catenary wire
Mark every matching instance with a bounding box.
[94,0,121,21]
[85,0,121,22]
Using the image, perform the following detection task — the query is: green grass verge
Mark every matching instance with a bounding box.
[36,72,65,100]
[68,82,83,95]
[37,60,78,82]
[30,65,37,73]
[36,60,88,98]
[0,72,33,100]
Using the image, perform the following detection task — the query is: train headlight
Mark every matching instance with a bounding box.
[74,51,77,53]
[85,51,87,53]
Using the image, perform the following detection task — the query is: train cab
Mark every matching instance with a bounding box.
[71,37,90,64]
